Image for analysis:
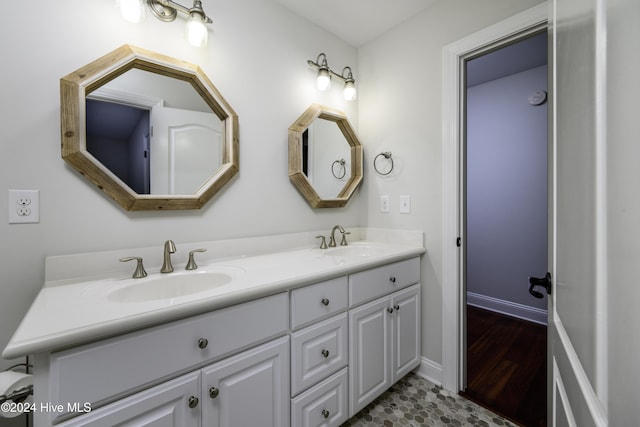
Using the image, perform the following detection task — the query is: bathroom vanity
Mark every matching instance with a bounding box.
[3,229,424,426]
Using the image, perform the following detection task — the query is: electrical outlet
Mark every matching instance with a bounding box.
[400,195,411,214]
[380,195,390,213]
[17,196,31,206]
[8,190,40,224]
[17,207,31,216]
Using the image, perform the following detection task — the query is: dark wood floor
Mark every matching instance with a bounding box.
[460,305,547,427]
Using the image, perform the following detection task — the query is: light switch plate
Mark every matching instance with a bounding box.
[400,195,411,214]
[8,190,40,224]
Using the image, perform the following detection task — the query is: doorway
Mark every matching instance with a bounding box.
[459,30,548,426]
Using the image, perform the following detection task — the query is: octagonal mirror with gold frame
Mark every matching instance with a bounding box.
[288,104,363,208]
[60,44,239,211]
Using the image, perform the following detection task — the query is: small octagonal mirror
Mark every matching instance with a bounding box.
[288,104,363,208]
[60,45,239,211]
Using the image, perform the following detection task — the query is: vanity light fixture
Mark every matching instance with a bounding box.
[307,53,357,101]
[117,0,212,47]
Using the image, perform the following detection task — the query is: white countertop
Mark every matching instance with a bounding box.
[3,228,425,359]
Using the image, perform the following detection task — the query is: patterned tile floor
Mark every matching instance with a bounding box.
[342,372,518,427]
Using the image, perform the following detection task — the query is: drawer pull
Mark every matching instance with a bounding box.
[321,349,330,358]
[209,387,220,399]
[197,338,209,349]
[387,307,394,314]
[389,276,397,283]
[394,304,400,311]
[322,409,330,419]
[321,298,330,306]
[188,396,199,408]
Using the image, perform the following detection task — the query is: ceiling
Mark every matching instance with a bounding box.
[272,0,439,47]
[466,32,548,87]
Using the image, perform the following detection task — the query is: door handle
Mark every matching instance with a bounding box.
[528,272,552,298]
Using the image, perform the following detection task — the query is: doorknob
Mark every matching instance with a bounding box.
[528,272,552,298]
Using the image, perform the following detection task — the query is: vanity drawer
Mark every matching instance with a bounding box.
[49,292,288,419]
[291,367,348,427]
[291,313,348,396]
[349,257,420,307]
[290,276,348,330]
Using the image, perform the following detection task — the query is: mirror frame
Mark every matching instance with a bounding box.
[288,104,363,208]
[60,44,239,211]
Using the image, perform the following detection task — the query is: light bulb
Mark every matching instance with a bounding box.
[118,0,145,23]
[185,12,208,47]
[316,68,331,91]
[344,81,357,101]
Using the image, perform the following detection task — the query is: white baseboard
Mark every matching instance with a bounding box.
[414,357,443,386]
[467,291,547,325]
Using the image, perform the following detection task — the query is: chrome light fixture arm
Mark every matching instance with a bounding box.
[147,0,212,23]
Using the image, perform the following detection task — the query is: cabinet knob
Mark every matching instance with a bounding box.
[321,298,330,306]
[387,307,394,314]
[209,387,219,399]
[188,396,199,408]
[321,349,330,358]
[389,276,397,283]
[197,338,209,349]
[322,409,330,419]
[394,304,400,311]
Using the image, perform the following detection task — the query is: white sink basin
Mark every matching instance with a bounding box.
[83,266,245,303]
[324,243,386,258]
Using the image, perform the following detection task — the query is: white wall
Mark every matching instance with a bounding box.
[466,65,548,315]
[357,0,545,366]
[0,0,362,371]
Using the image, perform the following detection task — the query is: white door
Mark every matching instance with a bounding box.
[548,0,607,424]
[150,106,222,194]
[201,337,290,427]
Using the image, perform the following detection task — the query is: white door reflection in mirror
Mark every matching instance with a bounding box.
[151,106,222,194]
[86,68,223,196]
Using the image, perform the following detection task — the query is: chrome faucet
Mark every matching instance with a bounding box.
[328,225,347,247]
[161,240,176,273]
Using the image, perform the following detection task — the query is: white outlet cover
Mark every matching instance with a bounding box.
[8,190,40,224]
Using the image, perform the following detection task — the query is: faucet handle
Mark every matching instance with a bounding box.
[315,236,328,249]
[186,249,207,270]
[340,231,351,246]
[119,257,148,279]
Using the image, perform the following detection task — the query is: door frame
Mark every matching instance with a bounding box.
[441,3,548,392]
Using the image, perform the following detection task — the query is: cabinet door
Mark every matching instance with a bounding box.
[201,336,290,427]
[57,371,201,427]
[391,284,421,383]
[348,296,391,416]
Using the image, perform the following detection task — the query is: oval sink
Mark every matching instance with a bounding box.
[106,267,244,303]
[324,244,386,258]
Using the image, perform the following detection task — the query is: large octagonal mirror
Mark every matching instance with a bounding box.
[60,45,239,210]
[288,104,363,208]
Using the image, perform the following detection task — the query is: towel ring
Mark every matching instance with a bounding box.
[374,152,394,175]
[331,159,346,179]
